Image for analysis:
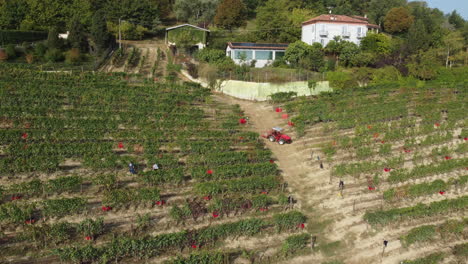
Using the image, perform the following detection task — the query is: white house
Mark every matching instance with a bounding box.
[226,42,288,68]
[301,14,379,47]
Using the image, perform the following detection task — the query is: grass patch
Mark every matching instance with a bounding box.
[402,252,445,264]
[318,241,341,257]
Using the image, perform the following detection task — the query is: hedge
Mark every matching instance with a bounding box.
[0,30,47,45]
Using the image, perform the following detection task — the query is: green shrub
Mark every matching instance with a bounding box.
[65,48,82,65]
[371,66,401,85]
[5,44,16,59]
[319,241,341,257]
[45,48,64,62]
[34,42,47,57]
[326,71,356,90]
[274,211,307,232]
[453,242,468,257]
[402,252,445,264]
[195,49,226,64]
[269,91,297,103]
[282,233,311,255]
[400,225,436,247]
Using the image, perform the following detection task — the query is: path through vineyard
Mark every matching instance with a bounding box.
[213,94,461,264]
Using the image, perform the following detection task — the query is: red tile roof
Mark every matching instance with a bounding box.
[302,14,380,29]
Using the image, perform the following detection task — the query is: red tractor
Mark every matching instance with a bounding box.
[262,127,292,145]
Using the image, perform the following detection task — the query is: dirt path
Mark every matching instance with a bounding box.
[213,94,466,264]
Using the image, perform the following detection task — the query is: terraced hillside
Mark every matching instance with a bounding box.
[227,81,466,264]
[0,65,311,264]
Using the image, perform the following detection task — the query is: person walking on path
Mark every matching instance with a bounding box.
[339,180,344,190]
[129,162,137,174]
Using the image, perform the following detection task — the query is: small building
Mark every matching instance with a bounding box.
[226,42,288,68]
[166,24,210,52]
[301,14,380,47]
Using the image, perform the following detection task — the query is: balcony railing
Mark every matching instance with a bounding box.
[319,30,328,36]
[357,32,366,38]
[342,32,350,38]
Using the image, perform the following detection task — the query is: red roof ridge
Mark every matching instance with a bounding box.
[302,14,370,26]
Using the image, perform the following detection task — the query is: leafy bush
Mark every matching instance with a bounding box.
[44,48,64,62]
[326,71,357,90]
[282,233,311,255]
[5,44,16,59]
[400,225,436,247]
[65,48,82,65]
[364,196,468,226]
[195,49,227,64]
[371,66,401,85]
[269,91,297,103]
[274,211,307,232]
[77,218,104,238]
[453,242,468,257]
[107,21,148,40]
[42,198,87,217]
[251,194,272,209]
[34,42,47,57]
[170,251,225,264]
[402,252,445,264]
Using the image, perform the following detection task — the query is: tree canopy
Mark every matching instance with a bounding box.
[214,0,247,30]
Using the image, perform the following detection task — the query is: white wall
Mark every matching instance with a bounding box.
[226,47,285,68]
[302,23,368,47]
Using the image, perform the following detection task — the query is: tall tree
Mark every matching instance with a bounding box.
[407,19,430,53]
[90,10,112,53]
[442,31,464,68]
[68,16,87,52]
[368,0,407,26]
[361,33,392,55]
[242,0,267,17]
[0,0,28,30]
[384,7,414,33]
[104,0,160,28]
[284,41,324,71]
[255,0,306,43]
[47,26,62,49]
[448,11,465,29]
[214,0,247,30]
[174,0,220,25]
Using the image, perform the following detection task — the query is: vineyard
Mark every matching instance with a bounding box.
[0,65,312,263]
[266,74,467,263]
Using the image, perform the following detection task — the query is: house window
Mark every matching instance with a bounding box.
[234,50,253,60]
[311,25,315,33]
[357,27,362,36]
[275,51,285,60]
[255,51,273,60]
[342,25,348,34]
